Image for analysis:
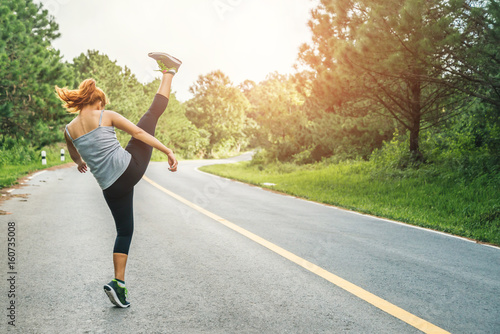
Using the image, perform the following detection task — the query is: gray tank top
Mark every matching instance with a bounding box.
[65,110,131,190]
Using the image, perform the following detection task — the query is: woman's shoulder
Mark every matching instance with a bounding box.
[66,115,79,129]
[101,109,119,126]
[103,109,120,116]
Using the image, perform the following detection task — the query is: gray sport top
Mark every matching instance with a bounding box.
[65,110,131,190]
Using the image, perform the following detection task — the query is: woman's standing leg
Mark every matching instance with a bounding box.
[102,73,175,308]
[103,188,134,280]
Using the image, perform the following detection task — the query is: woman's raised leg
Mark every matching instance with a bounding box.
[124,51,182,178]
[157,72,173,99]
[122,72,173,182]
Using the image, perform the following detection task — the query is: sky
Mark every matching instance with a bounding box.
[38,0,319,102]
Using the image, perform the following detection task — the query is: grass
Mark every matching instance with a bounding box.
[0,144,69,189]
[200,160,500,246]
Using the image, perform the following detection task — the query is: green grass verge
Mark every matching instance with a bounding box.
[200,161,500,246]
[0,145,69,189]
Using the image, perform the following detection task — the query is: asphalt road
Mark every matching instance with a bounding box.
[0,153,499,333]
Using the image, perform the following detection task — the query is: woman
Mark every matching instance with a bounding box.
[57,52,181,308]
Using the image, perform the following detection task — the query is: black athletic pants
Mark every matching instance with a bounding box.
[102,94,169,255]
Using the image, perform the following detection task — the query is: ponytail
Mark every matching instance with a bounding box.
[55,78,108,113]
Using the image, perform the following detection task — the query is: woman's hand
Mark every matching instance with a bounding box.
[77,160,88,173]
[167,151,178,172]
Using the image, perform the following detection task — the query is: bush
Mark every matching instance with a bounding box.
[369,129,417,171]
[292,147,316,165]
[369,121,499,181]
[249,149,275,166]
[0,139,38,166]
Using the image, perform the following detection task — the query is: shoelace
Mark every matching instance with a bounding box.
[155,60,176,74]
[114,280,128,300]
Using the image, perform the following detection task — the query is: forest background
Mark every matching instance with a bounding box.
[1,0,498,244]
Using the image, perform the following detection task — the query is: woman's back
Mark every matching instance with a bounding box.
[66,109,113,140]
[65,109,131,190]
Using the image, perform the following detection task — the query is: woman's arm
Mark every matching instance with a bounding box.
[108,111,178,171]
[64,131,88,173]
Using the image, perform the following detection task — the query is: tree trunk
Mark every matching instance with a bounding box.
[409,120,421,156]
[409,76,424,162]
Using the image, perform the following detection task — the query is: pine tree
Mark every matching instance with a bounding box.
[0,0,71,147]
[298,0,498,158]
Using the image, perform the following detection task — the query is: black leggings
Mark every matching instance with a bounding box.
[102,94,169,255]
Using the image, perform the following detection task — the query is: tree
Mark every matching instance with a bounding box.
[425,0,500,107]
[186,70,251,155]
[245,72,307,161]
[0,0,72,147]
[298,0,498,159]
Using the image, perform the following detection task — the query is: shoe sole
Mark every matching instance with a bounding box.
[148,52,182,69]
[103,284,130,308]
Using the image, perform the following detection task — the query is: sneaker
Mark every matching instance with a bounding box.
[148,52,182,74]
[103,279,130,308]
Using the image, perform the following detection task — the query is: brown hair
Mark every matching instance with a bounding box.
[55,79,108,113]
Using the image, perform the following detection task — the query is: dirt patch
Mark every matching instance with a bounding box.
[41,162,75,172]
[0,163,75,209]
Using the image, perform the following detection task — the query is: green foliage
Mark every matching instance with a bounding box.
[249,149,275,166]
[370,130,415,171]
[370,100,499,178]
[186,70,252,157]
[244,72,306,161]
[243,72,394,164]
[439,0,500,107]
[240,0,498,170]
[297,0,499,156]
[0,0,73,148]
[302,110,395,163]
[0,136,38,166]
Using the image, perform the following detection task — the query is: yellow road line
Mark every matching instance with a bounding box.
[143,175,451,334]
